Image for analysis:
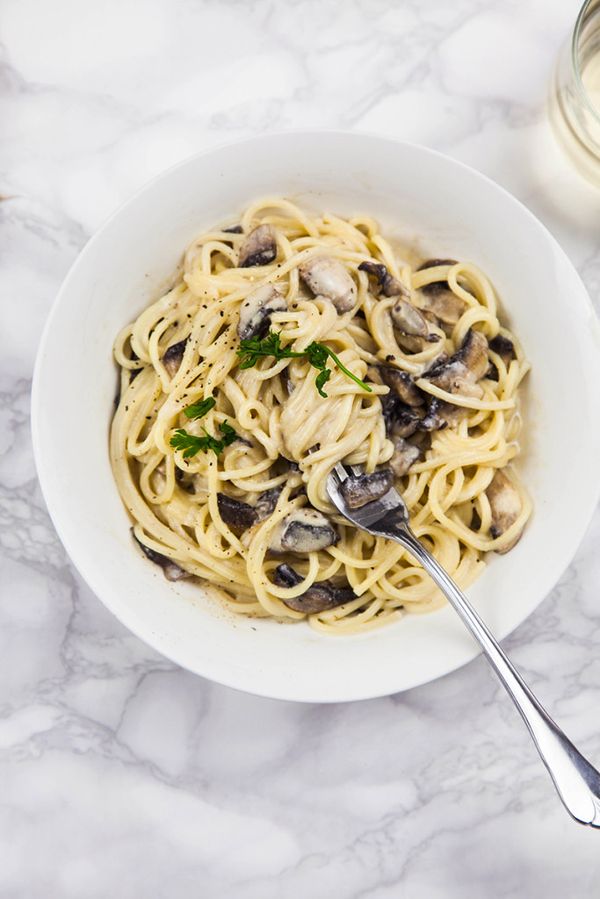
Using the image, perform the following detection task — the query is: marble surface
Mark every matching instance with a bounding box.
[2,0,600,894]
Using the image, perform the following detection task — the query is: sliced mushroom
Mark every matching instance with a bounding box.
[340,469,394,509]
[391,336,423,354]
[237,284,287,340]
[417,397,461,431]
[269,507,338,553]
[217,494,258,535]
[162,339,188,377]
[299,256,356,313]
[416,259,466,329]
[255,486,282,520]
[381,394,422,438]
[273,564,356,613]
[175,466,192,490]
[217,487,282,536]
[222,224,243,234]
[489,334,515,366]
[486,469,524,552]
[358,260,408,298]
[487,335,516,381]
[379,366,425,406]
[238,224,277,268]
[389,437,421,477]
[390,297,438,341]
[425,329,488,398]
[418,291,467,330]
[133,532,191,582]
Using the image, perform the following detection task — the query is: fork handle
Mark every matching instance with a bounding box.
[391,527,600,827]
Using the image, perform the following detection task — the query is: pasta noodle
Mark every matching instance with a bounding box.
[110,198,531,634]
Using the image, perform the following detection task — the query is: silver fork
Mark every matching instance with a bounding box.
[327,462,600,828]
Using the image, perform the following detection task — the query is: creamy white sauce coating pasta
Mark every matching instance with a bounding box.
[111,198,531,633]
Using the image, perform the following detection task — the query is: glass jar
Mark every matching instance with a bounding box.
[550,0,600,185]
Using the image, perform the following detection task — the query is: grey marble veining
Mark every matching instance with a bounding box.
[2,0,600,895]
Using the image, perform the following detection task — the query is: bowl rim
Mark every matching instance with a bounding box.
[31,129,600,702]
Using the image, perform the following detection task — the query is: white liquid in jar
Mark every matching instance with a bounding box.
[581,52,600,141]
[549,40,600,185]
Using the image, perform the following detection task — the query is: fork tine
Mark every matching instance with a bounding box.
[333,462,349,482]
[327,460,410,532]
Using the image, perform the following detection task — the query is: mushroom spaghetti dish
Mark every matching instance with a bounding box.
[111,198,531,633]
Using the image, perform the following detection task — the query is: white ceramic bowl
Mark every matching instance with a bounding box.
[32,132,600,703]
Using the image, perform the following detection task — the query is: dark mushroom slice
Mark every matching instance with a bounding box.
[237,284,287,340]
[299,256,357,313]
[217,494,258,535]
[390,297,439,342]
[269,508,339,553]
[381,393,422,438]
[487,335,516,381]
[162,339,188,377]
[340,469,394,509]
[389,437,421,477]
[425,329,489,397]
[358,260,408,298]
[486,469,524,552]
[417,399,445,432]
[132,531,191,582]
[238,224,277,268]
[418,291,467,331]
[217,487,283,536]
[273,564,356,613]
[408,428,432,453]
[222,224,243,234]
[489,335,516,367]
[379,366,425,406]
[415,259,466,330]
[255,486,282,520]
[175,466,199,493]
[417,397,462,431]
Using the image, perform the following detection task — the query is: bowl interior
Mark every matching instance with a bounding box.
[32,132,600,702]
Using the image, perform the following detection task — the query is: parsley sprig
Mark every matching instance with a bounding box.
[184,396,216,420]
[171,421,238,458]
[170,394,237,458]
[236,331,372,398]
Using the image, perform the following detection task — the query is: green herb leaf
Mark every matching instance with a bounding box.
[324,348,373,394]
[170,421,239,459]
[184,396,216,420]
[238,330,301,367]
[170,429,208,458]
[219,420,238,446]
[236,331,303,369]
[304,342,329,370]
[315,368,331,397]
[236,330,372,396]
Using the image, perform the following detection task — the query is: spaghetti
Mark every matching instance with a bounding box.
[110,198,531,633]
